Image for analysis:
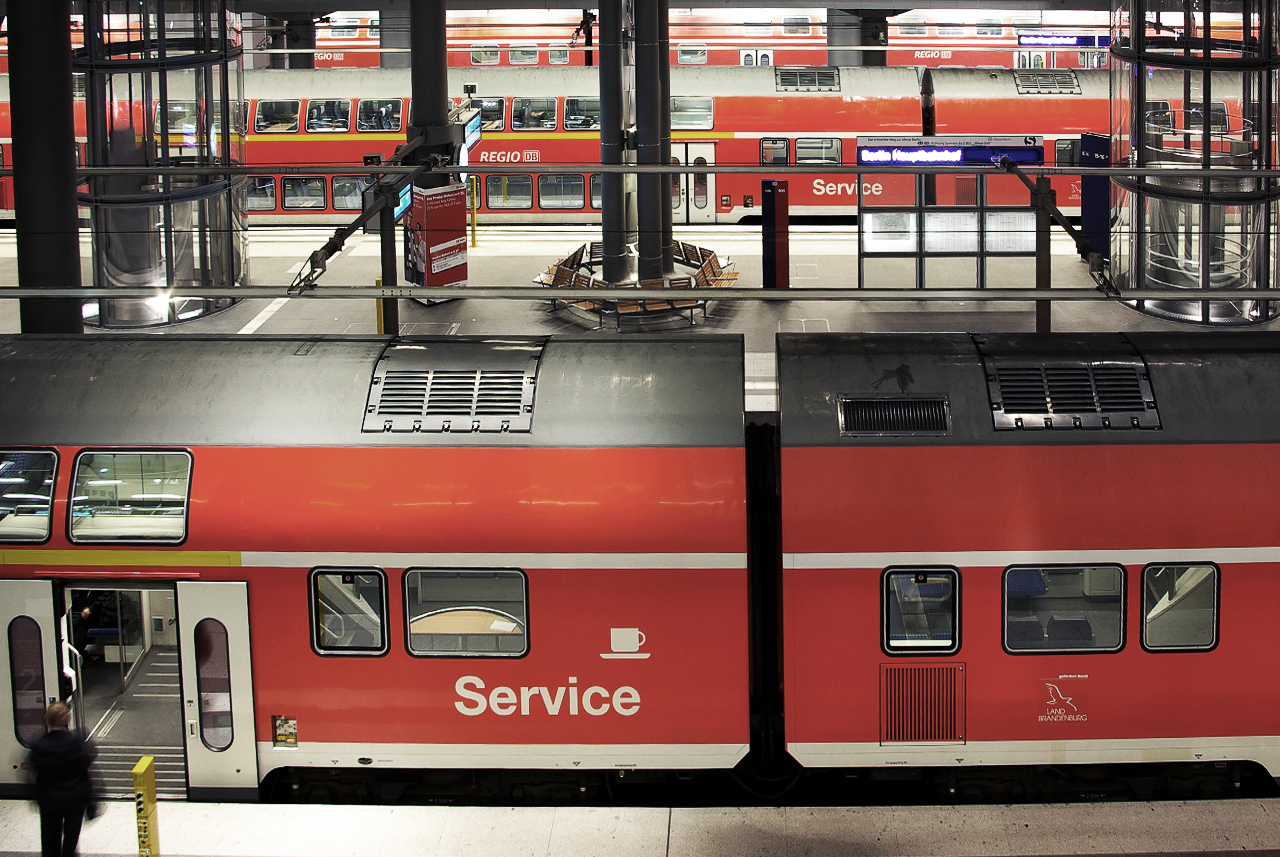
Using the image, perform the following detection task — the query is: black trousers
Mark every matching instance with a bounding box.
[39,801,85,857]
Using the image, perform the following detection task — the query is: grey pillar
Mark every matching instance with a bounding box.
[10,0,83,332]
[599,0,628,284]
[658,3,673,274]
[827,10,863,67]
[287,18,316,70]
[411,0,450,190]
[634,0,663,281]
[859,15,889,67]
[380,7,410,69]
[268,17,286,69]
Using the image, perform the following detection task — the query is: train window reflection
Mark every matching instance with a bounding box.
[255,100,300,133]
[357,99,401,131]
[538,174,585,209]
[306,99,350,132]
[590,174,602,209]
[1004,566,1124,653]
[194,618,233,750]
[671,97,713,130]
[155,101,200,136]
[760,138,789,166]
[1143,564,1218,651]
[564,98,601,130]
[509,44,538,65]
[796,138,841,165]
[549,44,570,64]
[8,617,45,748]
[471,44,499,65]
[310,568,388,655]
[0,451,56,543]
[405,569,528,657]
[69,451,190,543]
[246,177,277,211]
[677,44,708,64]
[485,174,533,209]
[883,568,959,654]
[512,98,556,130]
[282,176,328,209]
[1186,101,1230,133]
[1145,101,1173,132]
[468,98,505,131]
[332,176,374,210]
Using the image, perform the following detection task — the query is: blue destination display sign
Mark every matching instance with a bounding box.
[856,135,1044,167]
[1017,34,1110,47]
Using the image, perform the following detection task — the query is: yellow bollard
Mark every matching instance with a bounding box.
[375,276,387,334]
[132,755,160,857]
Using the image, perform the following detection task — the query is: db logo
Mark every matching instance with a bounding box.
[522,150,541,163]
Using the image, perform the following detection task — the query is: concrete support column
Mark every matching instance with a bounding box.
[268,17,286,69]
[827,9,863,66]
[286,18,316,70]
[410,0,450,190]
[598,0,628,284]
[634,0,663,281]
[379,8,410,70]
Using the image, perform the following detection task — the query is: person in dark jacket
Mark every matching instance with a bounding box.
[28,702,96,857]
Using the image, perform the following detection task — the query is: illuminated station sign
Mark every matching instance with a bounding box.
[1017,34,1111,47]
[856,135,1045,167]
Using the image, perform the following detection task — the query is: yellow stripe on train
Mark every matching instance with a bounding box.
[1,550,241,567]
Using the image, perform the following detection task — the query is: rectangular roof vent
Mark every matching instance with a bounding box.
[839,397,951,436]
[776,67,840,92]
[1013,70,1081,95]
[985,360,1159,430]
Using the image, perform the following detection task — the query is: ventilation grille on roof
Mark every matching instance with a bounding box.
[1013,70,1082,95]
[986,361,1159,430]
[839,397,951,436]
[776,67,840,91]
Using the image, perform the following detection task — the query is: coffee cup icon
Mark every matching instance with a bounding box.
[601,627,650,659]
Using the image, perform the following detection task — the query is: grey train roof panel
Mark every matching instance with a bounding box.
[0,335,744,448]
[778,332,1280,446]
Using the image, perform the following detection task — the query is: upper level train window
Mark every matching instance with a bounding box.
[896,18,927,36]
[797,137,841,165]
[744,22,772,37]
[310,568,388,656]
[782,17,811,35]
[1145,101,1174,132]
[937,24,966,37]
[1186,101,1230,133]
[357,99,401,132]
[671,97,714,130]
[1143,564,1218,651]
[0,451,56,543]
[549,44,570,64]
[486,174,533,209]
[1004,565,1124,653]
[1055,138,1081,167]
[976,20,1005,36]
[677,44,708,64]
[405,569,528,657]
[512,97,556,130]
[883,568,960,654]
[327,18,358,38]
[246,177,277,211]
[255,100,299,133]
[469,98,505,131]
[367,19,378,39]
[282,176,327,209]
[470,44,499,65]
[539,174,585,209]
[760,138,789,166]
[69,451,191,544]
[306,99,350,132]
[154,101,199,135]
[332,176,373,211]
[564,98,601,130]
[509,44,538,65]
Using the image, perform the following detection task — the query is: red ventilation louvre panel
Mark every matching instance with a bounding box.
[880,663,966,744]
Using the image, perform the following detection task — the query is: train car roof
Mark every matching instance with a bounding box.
[0,334,744,448]
[778,331,1280,446]
[925,68,1109,101]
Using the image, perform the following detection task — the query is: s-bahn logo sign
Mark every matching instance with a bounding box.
[1038,674,1089,723]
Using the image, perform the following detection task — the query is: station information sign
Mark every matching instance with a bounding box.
[1017,34,1110,47]
[856,136,1045,167]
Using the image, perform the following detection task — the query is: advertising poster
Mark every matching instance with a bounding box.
[404,182,468,288]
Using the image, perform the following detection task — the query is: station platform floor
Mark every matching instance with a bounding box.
[2,796,1279,857]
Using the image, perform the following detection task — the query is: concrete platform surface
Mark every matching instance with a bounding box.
[1,798,1277,857]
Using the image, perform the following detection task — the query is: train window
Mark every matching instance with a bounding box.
[883,568,959,655]
[8,616,46,747]
[937,24,966,37]
[485,174,533,209]
[538,174,585,209]
[564,98,601,131]
[895,18,927,36]
[976,20,1005,36]
[0,451,56,543]
[356,99,401,132]
[367,19,378,39]
[512,98,556,130]
[509,44,538,65]
[1055,139,1081,167]
[693,157,709,208]
[590,173,602,209]
[1079,50,1107,68]
[760,138,789,166]
[327,18,358,39]
[194,618,233,751]
[549,44,570,64]
[671,97,714,130]
[677,44,709,64]
[310,568,388,656]
[332,176,374,210]
[1186,101,1230,133]
[246,177,277,211]
[306,99,350,132]
[796,138,841,165]
[404,569,528,657]
[782,17,811,35]
[470,44,499,65]
[1145,101,1174,133]
[469,98,505,132]
[255,100,299,133]
[282,176,328,210]
[1003,565,1125,653]
[154,101,200,136]
[744,22,772,37]
[69,451,191,544]
[1142,564,1218,651]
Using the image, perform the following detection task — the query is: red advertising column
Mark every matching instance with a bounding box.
[405,182,468,288]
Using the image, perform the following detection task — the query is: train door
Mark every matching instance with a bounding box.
[177,581,258,801]
[1016,50,1047,69]
[670,142,716,225]
[0,580,59,796]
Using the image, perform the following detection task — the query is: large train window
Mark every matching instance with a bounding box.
[883,568,960,655]
[305,99,350,133]
[782,16,811,35]
[255,100,300,133]
[564,98,601,130]
[677,44,708,64]
[538,174,585,209]
[760,138,789,167]
[470,44,499,65]
[194,618,233,751]
[509,44,538,65]
[895,17,926,36]
[310,568,388,656]
[589,173,602,209]
[8,616,46,747]
[404,569,528,657]
[671,97,713,130]
[154,101,199,136]
[69,451,191,544]
[796,138,841,165]
[1055,139,1081,167]
[1142,564,1218,652]
[0,450,57,543]
[1003,565,1125,653]
[332,176,374,211]
[512,98,556,130]
[282,176,327,210]
[246,177,277,211]
[1186,101,1230,133]
[468,98,505,132]
[976,20,1004,36]
[1145,101,1173,133]
[549,44,570,64]
[357,99,401,132]
[486,174,533,209]
[937,24,966,37]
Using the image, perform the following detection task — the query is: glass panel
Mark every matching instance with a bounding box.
[678,44,708,64]
[742,53,755,67]
[590,173,602,209]
[356,99,401,131]
[511,98,556,130]
[976,20,1004,36]
[760,138,789,166]
[70,452,190,543]
[194,618,232,751]
[782,17,811,35]
[327,18,358,38]
[332,176,373,211]
[1004,566,1124,652]
[937,25,966,37]
[896,18,927,35]
[549,45,570,64]
[884,569,958,652]
[255,100,300,133]
[485,174,533,209]
[509,45,538,65]
[564,98,601,130]
[405,569,528,656]
[246,177,276,211]
[671,97,713,130]
[796,137,841,165]
[282,176,327,210]
[312,569,387,654]
[1055,139,1081,167]
[471,44,499,65]
[306,99,349,132]
[0,451,56,542]
[670,157,681,209]
[1143,564,1217,650]
[469,98,505,131]
[155,101,200,136]
[8,617,45,748]
[538,174,585,209]
[693,157,708,208]
[367,19,378,39]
